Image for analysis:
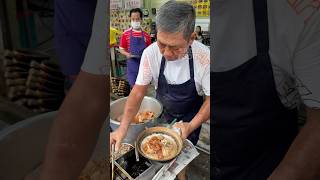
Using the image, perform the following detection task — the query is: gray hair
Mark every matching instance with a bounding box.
[156,1,195,40]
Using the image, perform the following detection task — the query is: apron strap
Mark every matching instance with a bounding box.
[253,0,269,55]
[129,29,133,53]
[141,31,144,40]
[129,29,145,41]
[159,56,166,76]
[129,29,146,53]
[188,46,195,79]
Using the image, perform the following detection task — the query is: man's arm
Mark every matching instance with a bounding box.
[119,48,131,59]
[110,84,148,151]
[190,96,210,130]
[118,33,131,59]
[39,71,108,180]
[269,108,320,180]
[174,96,210,139]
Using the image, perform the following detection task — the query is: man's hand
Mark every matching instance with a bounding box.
[125,53,133,59]
[173,121,193,140]
[118,48,132,59]
[110,128,127,152]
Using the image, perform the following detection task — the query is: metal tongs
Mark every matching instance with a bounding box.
[167,118,182,136]
[167,118,177,128]
[111,144,115,180]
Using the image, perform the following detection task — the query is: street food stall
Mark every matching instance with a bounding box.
[108,96,202,179]
[108,0,210,179]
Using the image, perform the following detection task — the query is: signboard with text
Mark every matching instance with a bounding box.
[124,0,142,9]
[110,0,123,9]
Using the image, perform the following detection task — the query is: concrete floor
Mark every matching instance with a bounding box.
[188,151,210,180]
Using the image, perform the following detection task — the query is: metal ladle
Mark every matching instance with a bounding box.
[135,141,139,161]
[111,144,115,180]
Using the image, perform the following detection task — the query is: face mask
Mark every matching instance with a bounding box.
[131,21,141,30]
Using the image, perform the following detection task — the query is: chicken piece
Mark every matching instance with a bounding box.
[157,149,164,159]
[133,111,155,123]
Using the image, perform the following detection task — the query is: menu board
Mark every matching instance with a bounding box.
[110,0,123,9]
[191,0,210,17]
[124,0,143,9]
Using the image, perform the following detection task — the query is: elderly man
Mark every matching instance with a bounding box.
[110,1,210,179]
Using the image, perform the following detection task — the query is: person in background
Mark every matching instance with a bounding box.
[195,25,204,43]
[110,27,122,47]
[119,8,151,87]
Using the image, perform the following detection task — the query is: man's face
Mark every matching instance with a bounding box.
[130,12,142,23]
[157,31,195,61]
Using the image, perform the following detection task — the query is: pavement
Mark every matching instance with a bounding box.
[188,150,210,180]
